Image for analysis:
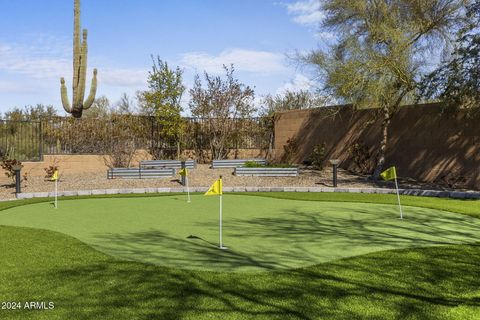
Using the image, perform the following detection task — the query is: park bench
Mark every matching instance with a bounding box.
[107,168,175,179]
[211,159,267,169]
[139,160,197,169]
[234,167,298,177]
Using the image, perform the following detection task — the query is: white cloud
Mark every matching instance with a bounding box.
[275,74,312,95]
[0,35,148,95]
[0,80,39,94]
[286,0,324,26]
[180,49,288,75]
[0,41,69,79]
[100,68,147,87]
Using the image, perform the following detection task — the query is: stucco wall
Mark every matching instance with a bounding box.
[18,149,268,177]
[274,103,480,189]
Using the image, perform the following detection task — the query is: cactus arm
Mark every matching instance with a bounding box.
[60,77,72,114]
[83,69,97,110]
[77,29,88,107]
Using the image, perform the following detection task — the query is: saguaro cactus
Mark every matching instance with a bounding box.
[60,0,97,118]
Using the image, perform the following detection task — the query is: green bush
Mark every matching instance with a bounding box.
[349,142,375,174]
[243,161,293,168]
[309,143,327,170]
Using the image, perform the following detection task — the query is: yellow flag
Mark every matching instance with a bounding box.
[178,168,188,176]
[380,166,397,181]
[205,178,222,196]
[51,170,58,181]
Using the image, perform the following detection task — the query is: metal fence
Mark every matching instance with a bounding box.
[0,116,273,161]
[0,120,43,161]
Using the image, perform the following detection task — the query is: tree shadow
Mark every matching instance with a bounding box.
[186,234,217,247]
[276,104,480,190]
[39,243,480,319]
[91,230,285,271]
[88,204,480,273]
[4,224,480,319]
[0,182,15,189]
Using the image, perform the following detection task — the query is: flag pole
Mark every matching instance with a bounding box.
[54,178,58,209]
[186,175,191,203]
[220,191,223,248]
[219,175,227,250]
[394,175,403,220]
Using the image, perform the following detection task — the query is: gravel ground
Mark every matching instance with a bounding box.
[0,164,469,200]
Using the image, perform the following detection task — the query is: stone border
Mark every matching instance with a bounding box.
[14,187,480,200]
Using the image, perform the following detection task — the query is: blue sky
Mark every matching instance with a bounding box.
[0,0,326,115]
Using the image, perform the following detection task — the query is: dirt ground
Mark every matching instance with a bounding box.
[0,164,470,200]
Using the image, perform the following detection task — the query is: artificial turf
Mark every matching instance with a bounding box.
[0,192,479,319]
[0,194,479,271]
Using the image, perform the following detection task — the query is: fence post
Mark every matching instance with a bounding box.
[39,120,44,161]
[150,116,155,156]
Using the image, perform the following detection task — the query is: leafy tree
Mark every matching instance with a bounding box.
[3,104,58,121]
[138,56,185,159]
[303,0,470,179]
[420,1,480,110]
[262,90,327,115]
[136,90,154,116]
[189,65,255,160]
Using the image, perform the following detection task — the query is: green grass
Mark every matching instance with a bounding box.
[0,193,479,319]
[1,195,480,272]
[242,192,480,217]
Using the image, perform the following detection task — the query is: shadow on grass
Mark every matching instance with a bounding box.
[220,206,480,247]
[92,230,284,271]
[46,244,480,319]
[2,225,480,319]
[84,204,480,273]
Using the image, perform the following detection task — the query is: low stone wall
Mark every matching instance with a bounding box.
[15,187,480,200]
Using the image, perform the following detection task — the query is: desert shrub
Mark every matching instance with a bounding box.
[435,171,468,189]
[1,158,27,182]
[44,158,60,180]
[104,140,137,169]
[243,161,262,168]
[308,143,327,170]
[349,142,376,174]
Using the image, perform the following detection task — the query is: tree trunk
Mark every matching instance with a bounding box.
[373,105,391,180]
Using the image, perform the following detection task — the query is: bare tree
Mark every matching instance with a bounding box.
[189,65,255,160]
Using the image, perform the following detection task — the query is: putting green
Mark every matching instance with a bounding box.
[1,194,479,272]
